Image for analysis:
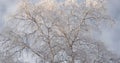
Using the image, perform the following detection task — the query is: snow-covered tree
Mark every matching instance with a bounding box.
[0,0,119,63]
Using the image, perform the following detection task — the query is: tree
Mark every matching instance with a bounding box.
[0,0,119,63]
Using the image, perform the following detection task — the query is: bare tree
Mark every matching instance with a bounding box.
[0,0,119,63]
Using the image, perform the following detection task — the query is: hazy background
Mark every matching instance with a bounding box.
[0,0,120,55]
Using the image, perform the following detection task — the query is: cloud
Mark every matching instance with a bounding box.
[101,0,120,55]
[0,0,18,30]
[107,0,120,20]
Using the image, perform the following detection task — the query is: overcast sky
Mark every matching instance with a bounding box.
[0,0,120,55]
[102,0,120,55]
